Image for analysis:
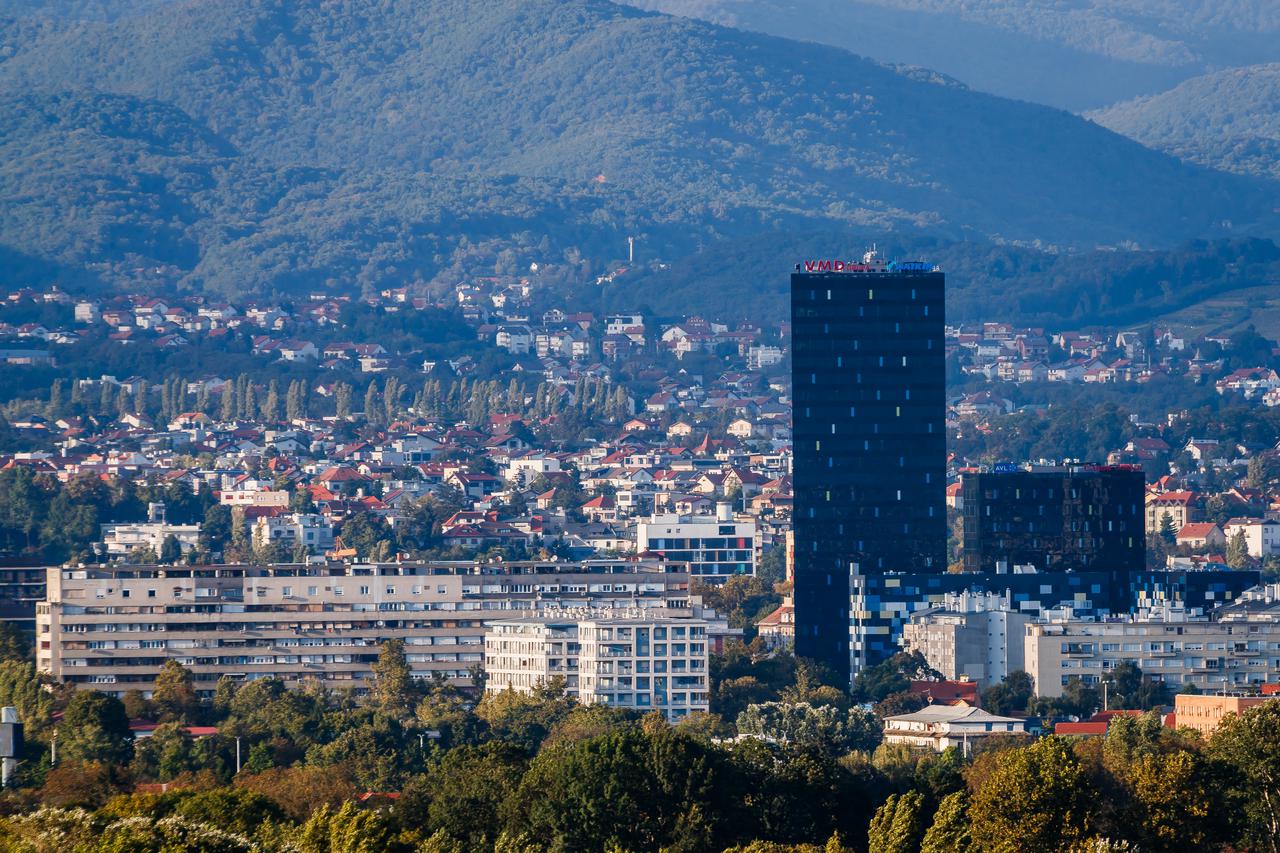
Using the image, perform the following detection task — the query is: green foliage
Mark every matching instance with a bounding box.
[919,789,971,853]
[1092,64,1280,182]
[292,801,403,853]
[852,652,940,704]
[397,744,527,849]
[502,724,727,851]
[968,736,1096,853]
[736,702,881,755]
[1227,528,1252,568]
[979,671,1033,717]
[1209,699,1280,850]
[152,660,198,723]
[371,639,414,719]
[60,691,133,766]
[1102,662,1170,711]
[867,791,926,853]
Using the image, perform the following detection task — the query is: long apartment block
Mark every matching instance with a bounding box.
[37,559,691,697]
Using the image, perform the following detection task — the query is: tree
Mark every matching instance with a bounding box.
[919,789,972,853]
[1103,662,1169,711]
[60,690,133,766]
[0,621,32,663]
[968,737,1096,853]
[867,791,926,853]
[1227,529,1251,568]
[292,801,399,853]
[372,639,413,718]
[1210,700,1280,852]
[504,725,726,851]
[335,383,353,420]
[1126,750,1227,853]
[1038,677,1100,719]
[852,652,940,703]
[262,379,281,422]
[1158,512,1176,545]
[159,533,183,564]
[980,671,1034,716]
[153,659,199,723]
[397,744,527,848]
[736,702,880,754]
[234,766,359,823]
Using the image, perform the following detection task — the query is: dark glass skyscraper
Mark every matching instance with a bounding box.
[791,253,946,681]
[961,465,1145,575]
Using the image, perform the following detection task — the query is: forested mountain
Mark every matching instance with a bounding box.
[0,0,1274,301]
[1090,64,1280,182]
[627,0,1280,111]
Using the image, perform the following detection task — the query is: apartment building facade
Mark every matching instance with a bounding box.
[485,612,710,721]
[635,508,756,581]
[1025,603,1280,697]
[37,559,690,698]
[901,591,1031,688]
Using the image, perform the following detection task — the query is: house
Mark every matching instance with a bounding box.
[1217,368,1280,400]
[756,596,794,649]
[1145,491,1201,533]
[1222,518,1280,558]
[1175,522,1226,550]
[882,705,1025,752]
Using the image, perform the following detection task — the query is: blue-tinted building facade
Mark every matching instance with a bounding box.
[791,257,946,680]
[852,568,1262,667]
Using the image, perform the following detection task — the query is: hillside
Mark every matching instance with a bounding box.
[628,0,1280,110]
[605,234,1280,328]
[0,0,1275,300]
[1090,64,1280,182]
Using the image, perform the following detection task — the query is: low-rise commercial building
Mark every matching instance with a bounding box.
[484,610,710,721]
[1174,693,1272,736]
[37,559,690,698]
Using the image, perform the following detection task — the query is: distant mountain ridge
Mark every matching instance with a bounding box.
[0,0,1275,299]
[626,0,1280,110]
[1090,64,1280,183]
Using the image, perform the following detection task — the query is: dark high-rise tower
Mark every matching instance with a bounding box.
[791,251,946,681]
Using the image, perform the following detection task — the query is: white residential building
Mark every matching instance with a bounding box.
[220,489,290,509]
[252,513,336,554]
[1222,518,1280,558]
[100,503,200,558]
[747,345,784,370]
[485,611,710,721]
[883,705,1025,752]
[506,455,562,489]
[636,506,756,581]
